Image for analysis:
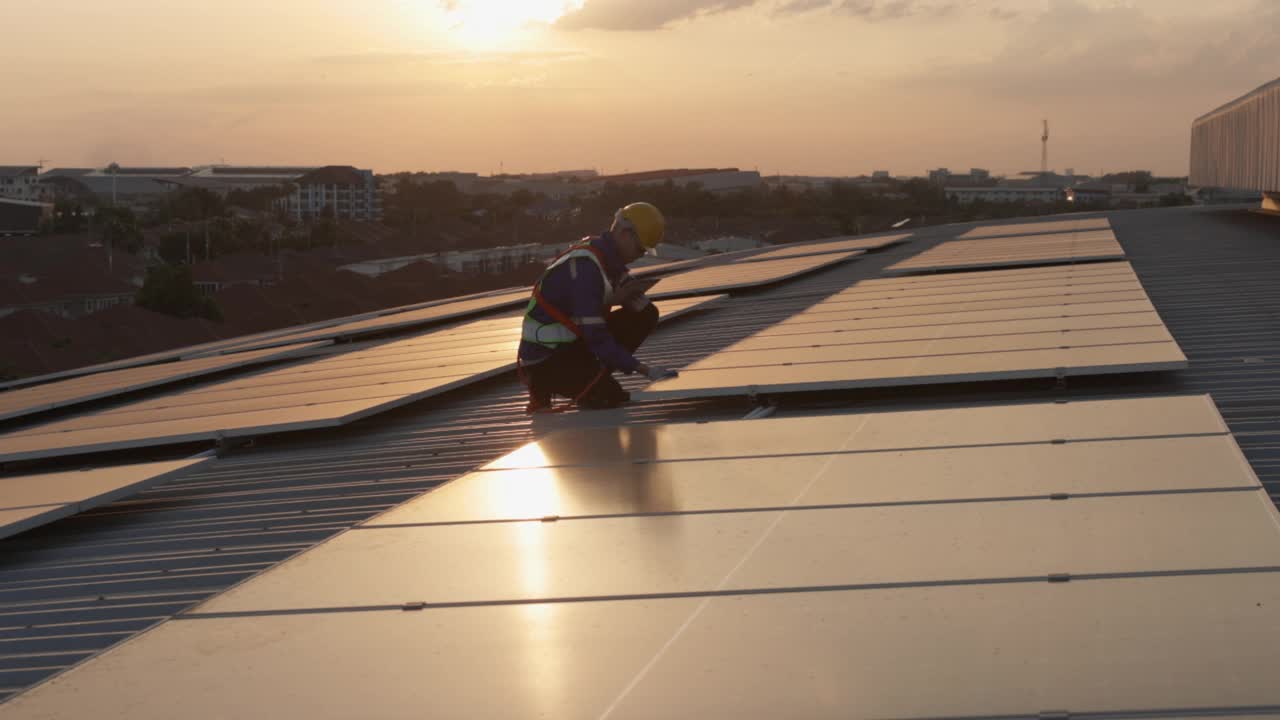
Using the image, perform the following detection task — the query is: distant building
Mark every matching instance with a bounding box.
[278,166,382,222]
[871,170,891,180]
[1065,185,1111,206]
[593,168,762,194]
[928,168,951,184]
[158,166,317,196]
[1006,171,1079,189]
[0,166,46,202]
[40,166,190,205]
[191,254,282,296]
[1190,76,1280,212]
[945,187,1065,204]
[0,198,53,236]
[969,168,991,182]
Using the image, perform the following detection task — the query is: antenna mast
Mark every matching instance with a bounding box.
[1040,120,1049,181]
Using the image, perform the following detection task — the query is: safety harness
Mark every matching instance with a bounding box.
[518,241,615,413]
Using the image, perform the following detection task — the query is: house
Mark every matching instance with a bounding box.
[0,166,46,202]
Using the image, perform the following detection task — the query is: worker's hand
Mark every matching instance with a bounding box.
[639,363,679,381]
[614,277,654,306]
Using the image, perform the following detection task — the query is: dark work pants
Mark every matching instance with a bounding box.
[526,303,659,408]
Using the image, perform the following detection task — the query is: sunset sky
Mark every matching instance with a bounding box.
[4,0,1277,177]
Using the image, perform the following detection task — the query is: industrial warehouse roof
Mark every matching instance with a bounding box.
[1,206,1279,712]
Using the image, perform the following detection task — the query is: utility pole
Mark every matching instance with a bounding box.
[108,162,120,206]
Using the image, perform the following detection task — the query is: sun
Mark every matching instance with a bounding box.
[442,0,584,51]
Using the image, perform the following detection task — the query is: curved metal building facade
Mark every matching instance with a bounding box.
[1191,78,1280,204]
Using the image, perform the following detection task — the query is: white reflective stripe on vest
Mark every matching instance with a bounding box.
[522,316,579,346]
[542,246,615,305]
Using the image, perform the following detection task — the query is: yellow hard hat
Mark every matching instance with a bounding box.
[615,202,665,249]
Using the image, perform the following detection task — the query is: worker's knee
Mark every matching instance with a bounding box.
[637,301,659,329]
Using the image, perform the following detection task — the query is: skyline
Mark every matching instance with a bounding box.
[4,0,1277,177]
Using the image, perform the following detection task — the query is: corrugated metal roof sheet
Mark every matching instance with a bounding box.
[2,206,1278,703]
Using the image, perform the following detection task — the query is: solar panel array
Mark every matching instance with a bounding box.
[637,262,1185,401]
[886,229,1124,274]
[0,289,539,392]
[735,233,910,263]
[0,296,722,464]
[959,216,1112,239]
[0,458,206,540]
[9,395,1280,718]
[0,342,327,423]
[648,250,863,299]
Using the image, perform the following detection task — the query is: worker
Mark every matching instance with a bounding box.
[518,201,679,412]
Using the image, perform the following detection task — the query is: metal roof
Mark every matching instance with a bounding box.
[1,206,1278,703]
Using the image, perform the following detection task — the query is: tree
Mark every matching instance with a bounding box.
[95,206,144,254]
[157,231,190,266]
[135,265,222,321]
[226,183,293,213]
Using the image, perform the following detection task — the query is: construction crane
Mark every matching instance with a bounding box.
[1040,120,1050,180]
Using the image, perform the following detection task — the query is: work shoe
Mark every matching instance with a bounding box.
[576,375,630,410]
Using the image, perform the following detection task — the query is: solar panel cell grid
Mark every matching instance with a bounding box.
[648,251,863,298]
[959,217,1112,239]
[9,395,1280,719]
[637,262,1185,401]
[887,229,1125,274]
[0,342,327,423]
[735,233,909,263]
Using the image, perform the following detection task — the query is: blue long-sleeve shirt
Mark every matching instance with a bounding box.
[518,232,640,373]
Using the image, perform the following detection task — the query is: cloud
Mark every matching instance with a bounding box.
[775,0,959,21]
[555,0,757,30]
[910,0,1280,102]
[775,0,829,14]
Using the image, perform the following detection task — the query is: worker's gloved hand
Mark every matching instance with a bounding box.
[643,364,679,381]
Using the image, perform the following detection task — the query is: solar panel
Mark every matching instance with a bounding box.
[886,229,1124,274]
[0,458,206,540]
[370,433,1250,525]
[636,263,1185,402]
[9,395,1280,719]
[0,296,723,464]
[0,342,327,423]
[192,288,534,356]
[959,216,1112,239]
[648,250,863,299]
[736,233,909,263]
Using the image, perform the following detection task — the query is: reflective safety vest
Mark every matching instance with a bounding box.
[521,242,615,349]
